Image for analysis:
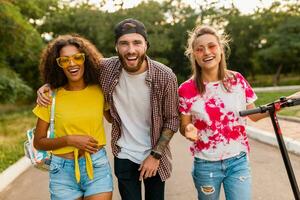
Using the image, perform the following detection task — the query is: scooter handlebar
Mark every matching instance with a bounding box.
[239,107,263,117]
[239,98,300,117]
[290,98,300,106]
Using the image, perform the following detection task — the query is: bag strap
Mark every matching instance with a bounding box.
[47,91,56,139]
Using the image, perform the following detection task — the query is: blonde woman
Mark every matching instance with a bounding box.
[178,25,267,200]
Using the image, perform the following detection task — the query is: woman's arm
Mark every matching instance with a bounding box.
[287,91,300,99]
[33,118,100,154]
[180,114,198,141]
[180,114,191,136]
[246,103,269,122]
[34,118,68,150]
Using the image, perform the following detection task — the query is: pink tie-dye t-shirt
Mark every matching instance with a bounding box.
[178,72,257,161]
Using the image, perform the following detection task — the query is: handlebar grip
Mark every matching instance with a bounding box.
[239,107,263,117]
[292,98,300,106]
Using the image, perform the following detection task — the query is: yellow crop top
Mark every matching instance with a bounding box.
[33,85,108,182]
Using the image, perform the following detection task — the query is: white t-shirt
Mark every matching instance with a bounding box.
[114,68,152,164]
[178,72,257,161]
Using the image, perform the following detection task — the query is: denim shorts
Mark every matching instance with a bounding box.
[192,152,251,200]
[49,148,113,200]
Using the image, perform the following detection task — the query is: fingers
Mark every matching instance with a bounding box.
[36,87,52,106]
[139,168,157,180]
[139,164,158,180]
[186,123,195,131]
[188,137,197,142]
[187,134,200,142]
[85,145,98,154]
[145,169,154,179]
[152,169,157,177]
[36,95,51,106]
[186,124,193,131]
[71,135,99,153]
[139,166,145,181]
[85,137,99,153]
[185,123,198,142]
[88,137,98,144]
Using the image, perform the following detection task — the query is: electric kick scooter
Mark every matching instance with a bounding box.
[240,97,300,200]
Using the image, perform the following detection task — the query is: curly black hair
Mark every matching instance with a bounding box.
[39,34,102,88]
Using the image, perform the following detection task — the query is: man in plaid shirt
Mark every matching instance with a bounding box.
[37,18,179,200]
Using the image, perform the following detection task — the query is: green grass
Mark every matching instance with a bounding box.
[255,90,300,118]
[248,73,300,87]
[0,104,36,172]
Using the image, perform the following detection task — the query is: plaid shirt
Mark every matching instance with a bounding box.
[97,56,179,181]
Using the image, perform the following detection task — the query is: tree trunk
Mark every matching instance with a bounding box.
[273,64,283,86]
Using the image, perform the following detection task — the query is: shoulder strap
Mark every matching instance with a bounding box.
[47,91,56,139]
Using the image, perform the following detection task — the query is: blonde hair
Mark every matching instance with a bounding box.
[185,25,233,95]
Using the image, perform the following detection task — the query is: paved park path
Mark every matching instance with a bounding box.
[1,118,300,200]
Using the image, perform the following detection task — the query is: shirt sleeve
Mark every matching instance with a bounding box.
[237,73,257,105]
[32,105,51,123]
[178,80,198,115]
[162,73,179,133]
[178,90,191,115]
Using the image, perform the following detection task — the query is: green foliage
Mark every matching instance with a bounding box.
[39,3,114,56]
[1,0,300,93]
[0,67,33,103]
[254,16,300,74]
[0,1,44,89]
[248,1,300,84]
[223,14,261,77]
[11,0,59,20]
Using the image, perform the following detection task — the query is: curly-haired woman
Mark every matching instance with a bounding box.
[33,34,113,200]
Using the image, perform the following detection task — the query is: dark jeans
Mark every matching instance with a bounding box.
[114,157,165,200]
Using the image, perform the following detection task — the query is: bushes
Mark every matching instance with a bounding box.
[0,67,33,103]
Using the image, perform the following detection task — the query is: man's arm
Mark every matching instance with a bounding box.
[139,130,172,180]
[152,128,174,156]
[138,73,179,180]
[153,73,179,155]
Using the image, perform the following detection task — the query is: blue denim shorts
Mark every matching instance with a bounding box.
[49,148,113,200]
[192,152,251,200]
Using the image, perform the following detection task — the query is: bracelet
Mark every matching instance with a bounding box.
[150,150,162,160]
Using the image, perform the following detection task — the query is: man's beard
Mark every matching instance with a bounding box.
[118,52,146,73]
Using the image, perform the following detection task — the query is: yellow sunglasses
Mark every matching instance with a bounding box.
[56,53,85,68]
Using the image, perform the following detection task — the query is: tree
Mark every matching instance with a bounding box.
[253,16,300,85]
[223,12,261,78]
[0,1,46,101]
[12,0,59,23]
[251,1,300,85]
[38,2,114,56]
